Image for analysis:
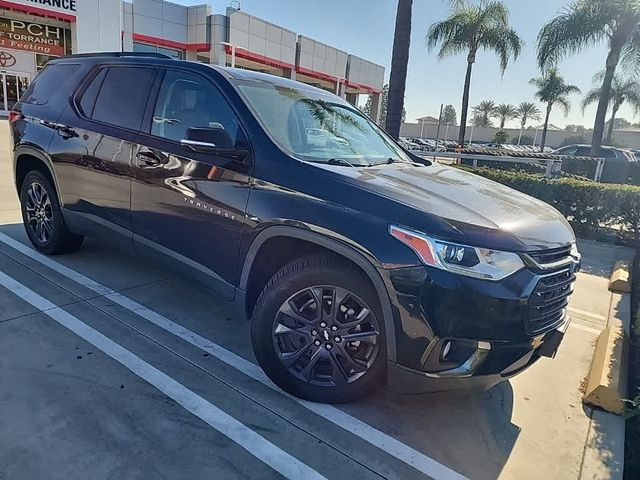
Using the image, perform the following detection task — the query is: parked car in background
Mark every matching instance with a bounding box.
[11,53,580,403]
[399,137,423,151]
[553,144,636,161]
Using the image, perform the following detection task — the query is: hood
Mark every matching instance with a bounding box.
[314,162,575,250]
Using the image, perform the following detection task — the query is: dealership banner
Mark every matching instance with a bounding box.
[0,0,76,21]
[0,17,67,55]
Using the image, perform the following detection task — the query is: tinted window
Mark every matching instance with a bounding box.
[92,67,157,131]
[21,63,80,105]
[558,146,577,156]
[574,147,591,156]
[78,68,107,118]
[151,70,239,144]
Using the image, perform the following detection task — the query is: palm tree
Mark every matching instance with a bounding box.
[427,1,523,146]
[516,101,542,144]
[493,103,518,130]
[471,100,497,127]
[386,0,413,139]
[530,68,581,152]
[582,72,640,144]
[386,0,464,139]
[537,0,640,156]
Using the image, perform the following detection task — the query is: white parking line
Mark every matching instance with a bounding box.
[0,232,467,480]
[569,322,601,335]
[568,307,606,322]
[0,270,325,480]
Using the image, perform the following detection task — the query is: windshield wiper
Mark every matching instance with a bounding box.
[326,158,361,167]
[371,157,401,166]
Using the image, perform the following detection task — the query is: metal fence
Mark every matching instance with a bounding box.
[414,149,606,181]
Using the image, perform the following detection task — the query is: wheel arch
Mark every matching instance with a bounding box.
[14,146,61,204]
[239,225,397,362]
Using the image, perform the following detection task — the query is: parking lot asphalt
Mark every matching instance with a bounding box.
[0,120,634,480]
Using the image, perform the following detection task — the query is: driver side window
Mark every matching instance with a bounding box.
[151,70,239,145]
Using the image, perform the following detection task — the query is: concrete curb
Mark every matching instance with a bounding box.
[582,324,628,414]
[609,261,631,293]
[580,291,630,480]
[582,262,632,415]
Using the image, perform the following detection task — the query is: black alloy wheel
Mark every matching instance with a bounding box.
[24,180,54,245]
[251,254,386,403]
[20,170,84,255]
[273,286,380,387]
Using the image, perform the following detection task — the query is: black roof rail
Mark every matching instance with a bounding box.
[58,52,173,59]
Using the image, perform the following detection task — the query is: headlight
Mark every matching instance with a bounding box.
[389,225,524,281]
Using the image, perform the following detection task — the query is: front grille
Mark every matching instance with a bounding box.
[527,269,575,334]
[527,245,572,266]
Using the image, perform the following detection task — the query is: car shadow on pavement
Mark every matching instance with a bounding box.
[340,380,519,480]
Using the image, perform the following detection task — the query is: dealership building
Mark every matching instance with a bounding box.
[0,0,385,118]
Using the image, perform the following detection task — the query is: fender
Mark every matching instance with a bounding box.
[13,144,63,205]
[239,225,398,362]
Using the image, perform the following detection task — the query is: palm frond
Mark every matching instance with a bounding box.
[581,87,603,113]
[556,97,572,117]
[537,0,612,70]
[480,26,523,72]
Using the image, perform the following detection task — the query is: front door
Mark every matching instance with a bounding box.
[0,71,29,113]
[131,68,252,299]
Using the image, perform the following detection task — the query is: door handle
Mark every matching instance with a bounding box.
[39,119,77,138]
[136,150,163,166]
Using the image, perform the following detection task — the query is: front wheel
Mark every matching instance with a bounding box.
[251,254,386,403]
[20,170,84,255]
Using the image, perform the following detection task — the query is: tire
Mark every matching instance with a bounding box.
[20,170,84,255]
[251,254,386,403]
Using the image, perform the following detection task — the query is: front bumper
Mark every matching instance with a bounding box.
[387,318,570,394]
[383,260,578,394]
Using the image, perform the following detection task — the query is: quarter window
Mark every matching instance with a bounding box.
[151,70,239,145]
[91,67,158,131]
[78,68,107,118]
[21,64,80,105]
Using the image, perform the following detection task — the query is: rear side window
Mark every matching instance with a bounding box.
[91,67,157,131]
[574,147,591,156]
[21,64,80,105]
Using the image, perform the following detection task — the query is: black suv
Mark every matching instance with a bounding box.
[10,53,580,403]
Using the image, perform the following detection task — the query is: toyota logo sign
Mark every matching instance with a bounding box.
[0,51,16,68]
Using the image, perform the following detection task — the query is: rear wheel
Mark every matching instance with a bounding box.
[251,254,385,403]
[20,170,83,255]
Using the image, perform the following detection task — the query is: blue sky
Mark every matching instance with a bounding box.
[173,0,629,130]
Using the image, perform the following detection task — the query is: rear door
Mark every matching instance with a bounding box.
[49,64,159,249]
[131,68,252,299]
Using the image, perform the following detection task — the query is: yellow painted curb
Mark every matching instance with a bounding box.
[582,325,628,414]
[609,260,631,293]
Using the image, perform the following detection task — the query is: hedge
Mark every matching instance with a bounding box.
[454,166,640,241]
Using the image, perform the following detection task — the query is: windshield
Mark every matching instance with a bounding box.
[235,81,411,166]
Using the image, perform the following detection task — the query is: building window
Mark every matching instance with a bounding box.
[133,42,183,60]
[36,54,59,72]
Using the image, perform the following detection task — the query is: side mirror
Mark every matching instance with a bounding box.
[181,126,234,151]
[180,126,248,162]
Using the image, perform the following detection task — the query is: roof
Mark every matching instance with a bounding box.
[52,53,334,97]
[416,116,440,123]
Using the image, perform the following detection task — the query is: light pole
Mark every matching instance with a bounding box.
[221,42,247,68]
